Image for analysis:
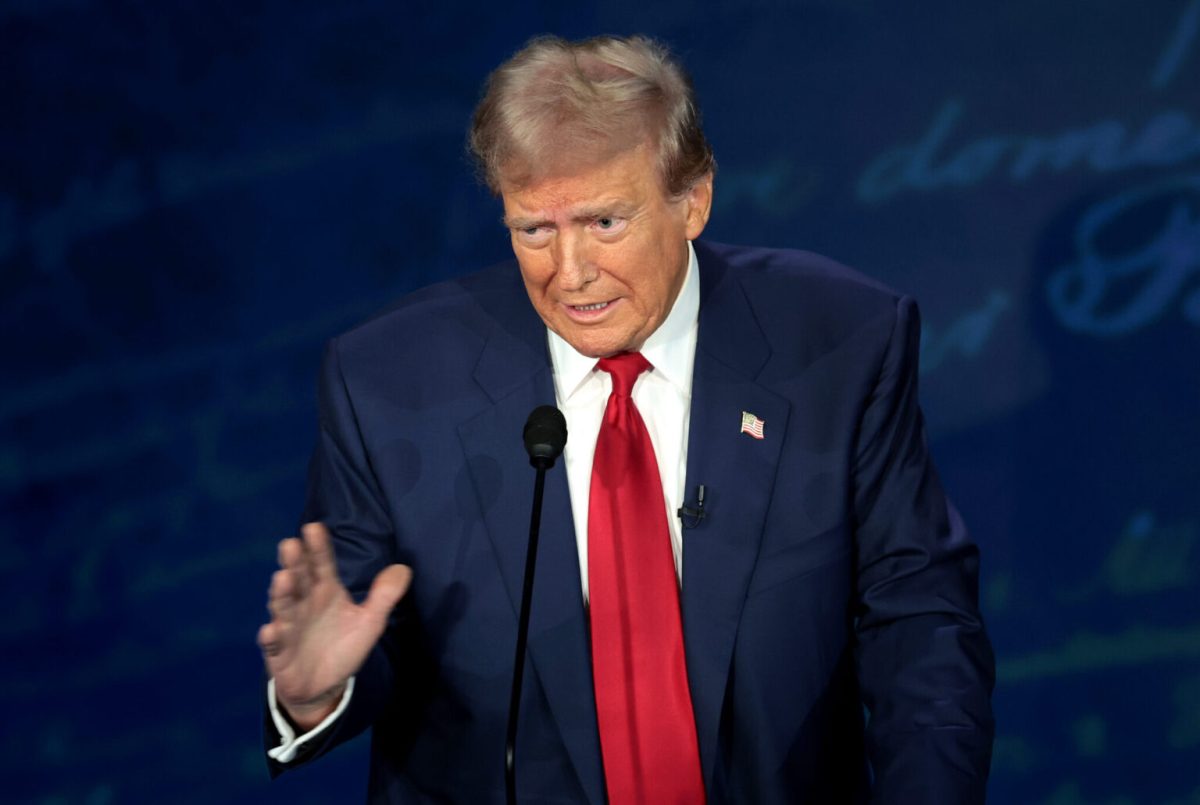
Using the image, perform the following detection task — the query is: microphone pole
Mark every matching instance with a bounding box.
[506,405,567,805]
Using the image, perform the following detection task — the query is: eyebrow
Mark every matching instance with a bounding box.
[503,201,639,230]
[502,214,546,230]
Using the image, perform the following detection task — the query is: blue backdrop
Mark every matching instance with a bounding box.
[2,2,1198,803]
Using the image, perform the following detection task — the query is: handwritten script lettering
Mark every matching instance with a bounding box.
[1046,176,1200,336]
[858,1,1200,203]
[857,102,1200,203]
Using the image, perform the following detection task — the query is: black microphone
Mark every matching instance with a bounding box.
[522,405,568,469]
[506,405,567,805]
[678,483,709,529]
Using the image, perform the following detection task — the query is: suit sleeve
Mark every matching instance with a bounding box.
[263,337,422,776]
[851,296,996,803]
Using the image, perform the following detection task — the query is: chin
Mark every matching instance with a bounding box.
[574,343,617,359]
[565,335,626,359]
[555,319,644,358]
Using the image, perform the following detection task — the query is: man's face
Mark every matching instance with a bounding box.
[500,144,713,358]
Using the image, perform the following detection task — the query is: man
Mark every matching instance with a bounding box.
[259,34,995,803]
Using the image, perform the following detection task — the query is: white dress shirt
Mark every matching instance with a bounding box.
[270,242,701,762]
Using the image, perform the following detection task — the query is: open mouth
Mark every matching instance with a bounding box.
[563,298,618,322]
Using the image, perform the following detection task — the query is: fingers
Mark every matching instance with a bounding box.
[257,622,283,657]
[363,564,414,623]
[269,524,332,616]
[301,522,340,585]
[266,521,402,636]
[277,537,313,599]
[267,568,301,622]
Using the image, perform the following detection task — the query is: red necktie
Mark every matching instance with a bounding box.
[588,352,705,805]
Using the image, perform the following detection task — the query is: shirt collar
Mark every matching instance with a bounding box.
[549,241,700,401]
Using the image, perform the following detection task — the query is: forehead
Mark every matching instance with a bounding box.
[499,145,665,219]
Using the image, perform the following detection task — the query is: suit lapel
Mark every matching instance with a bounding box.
[682,245,791,786]
[455,282,605,804]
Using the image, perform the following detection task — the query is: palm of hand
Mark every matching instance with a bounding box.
[259,523,412,723]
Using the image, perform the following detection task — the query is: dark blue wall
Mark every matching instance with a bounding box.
[3,2,1198,802]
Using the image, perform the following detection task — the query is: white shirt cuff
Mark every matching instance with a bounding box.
[266,676,355,763]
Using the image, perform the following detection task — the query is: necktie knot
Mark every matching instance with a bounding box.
[597,352,651,398]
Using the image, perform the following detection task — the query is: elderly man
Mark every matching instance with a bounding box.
[259,34,995,804]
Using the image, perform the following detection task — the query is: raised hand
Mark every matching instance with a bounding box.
[258,522,412,731]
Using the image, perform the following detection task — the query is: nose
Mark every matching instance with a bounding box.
[553,230,596,291]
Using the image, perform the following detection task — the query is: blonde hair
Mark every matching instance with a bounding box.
[469,34,715,197]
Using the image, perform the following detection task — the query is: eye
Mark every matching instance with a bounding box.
[591,216,627,236]
[514,225,551,247]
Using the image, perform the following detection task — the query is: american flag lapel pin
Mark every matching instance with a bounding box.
[740,411,765,440]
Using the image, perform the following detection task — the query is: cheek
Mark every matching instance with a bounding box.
[517,257,552,293]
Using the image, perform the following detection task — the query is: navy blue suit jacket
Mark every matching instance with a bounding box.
[266,241,995,803]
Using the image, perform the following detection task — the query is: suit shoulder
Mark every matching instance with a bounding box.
[324,260,531,386]
[333,260,524,349]
[697,241,908,336]
[701,241,901,306]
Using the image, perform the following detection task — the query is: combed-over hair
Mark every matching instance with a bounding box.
[469,34,715,197]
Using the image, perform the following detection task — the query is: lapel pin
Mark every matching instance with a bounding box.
[740,411,765,440]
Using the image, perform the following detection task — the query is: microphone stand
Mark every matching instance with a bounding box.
[506,459,551,805]
[507,406,565,804]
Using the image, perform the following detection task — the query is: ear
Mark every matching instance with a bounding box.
[683,173,714,240]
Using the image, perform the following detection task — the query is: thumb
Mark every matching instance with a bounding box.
[362,564,413,621]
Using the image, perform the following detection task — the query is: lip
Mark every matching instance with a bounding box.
[562,297,620,323]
